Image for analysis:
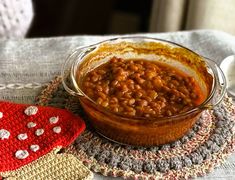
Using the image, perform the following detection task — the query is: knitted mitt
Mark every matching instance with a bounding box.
[0,101,85,172]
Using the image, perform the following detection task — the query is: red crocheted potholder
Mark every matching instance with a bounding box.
[0,101,85,172]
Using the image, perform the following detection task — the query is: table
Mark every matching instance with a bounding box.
[0,30,234,179]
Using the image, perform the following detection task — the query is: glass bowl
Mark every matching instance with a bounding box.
[61,37,226,146]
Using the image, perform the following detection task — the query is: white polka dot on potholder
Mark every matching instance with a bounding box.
[15,150,29,159]
[27,122,36,128]
[24,106,38,116]
[0,112,3,119]
[17,133,28,141]
[35,129,44,136]
[53,126,61,134]
[0,129,10,140]
[49,116,59,124]
[30,144,40,152]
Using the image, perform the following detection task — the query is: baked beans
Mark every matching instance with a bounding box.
[82,57,204,118]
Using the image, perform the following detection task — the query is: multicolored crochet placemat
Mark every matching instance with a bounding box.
[36,76,235,179]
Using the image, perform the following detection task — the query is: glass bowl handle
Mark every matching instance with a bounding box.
[204,58,227,109]
[61,49,85,97]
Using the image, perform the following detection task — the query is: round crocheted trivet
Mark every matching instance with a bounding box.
[36,76,235,180]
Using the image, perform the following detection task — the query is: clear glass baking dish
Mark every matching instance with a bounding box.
[62,37,226,146]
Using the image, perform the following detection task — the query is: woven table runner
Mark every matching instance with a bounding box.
[36,76,235,179]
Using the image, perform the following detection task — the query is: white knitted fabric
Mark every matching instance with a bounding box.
[0,0,33,38]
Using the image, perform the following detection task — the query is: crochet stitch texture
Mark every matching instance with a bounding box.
[0,101,85,172]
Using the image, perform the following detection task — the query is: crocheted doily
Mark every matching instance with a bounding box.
[36,76,235,179]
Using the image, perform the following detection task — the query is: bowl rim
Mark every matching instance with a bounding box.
[70,36,221,122]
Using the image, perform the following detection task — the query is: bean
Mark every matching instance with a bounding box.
[178,86,190,95]
[166,110,172,116]
[114,91,122,98]
[97,92,106,99]
[110,57,118,63]
[96,97,103,105]
[159,101,166,108]
[133,73,141,79]
[121,100,128,106]
[153,76,163,88]
[126,79,134,85]
[134,91,143,98]
[120,84,129,92]
[171,80,180,86]
[118,106,124,113]
[145,63,156,70]
[161,86,170,92]
[169,83,174,88]
[116,75,126,81]
[128,83,135,90]
[153,105,161,114]
[101,101,109,107]
[125,110,136,116]
[144,114,150,117]
[84,81,91,88]
[190,92,198,99]
[183,98,191,105]
[145,81,153,89]
[134,84,141,90]
[129,60,134,64]
[158,97,166,103]
[137,60,144,65]
[104,80,110,85]
[143,96,152,102]
[110,97,118,104]
[125,106,136,112]
[86,89,94,97]
[148,90,158,99]
[111,80,118,87]
[170,95,176,101]
[103,86,109,94]
[117,68,127,76]
[128,98,135,105]
[82,58,202,118]
[136,77,145,84]
[145,71,156,79]
[129,64,139,71]
[96,85,103,92]
[143,106,154,114]
[111,107,119,113]
[137,99,148,107]
[91,75,99,82]
[97,69,106,75]
[123,92,132,98]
